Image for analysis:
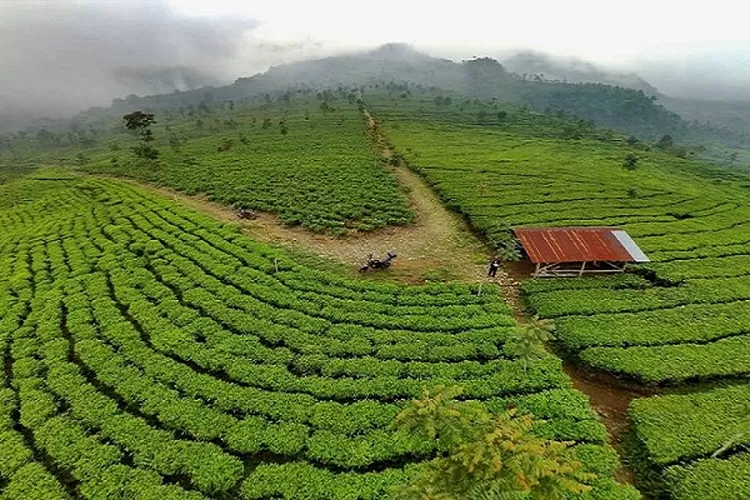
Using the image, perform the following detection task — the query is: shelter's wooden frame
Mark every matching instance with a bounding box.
[532,261,626,278]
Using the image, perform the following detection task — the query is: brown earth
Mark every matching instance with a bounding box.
[563,363,655,487]
[130,109,501,287]
[132,159,493,285]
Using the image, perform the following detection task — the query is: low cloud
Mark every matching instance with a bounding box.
[0,0,328,130]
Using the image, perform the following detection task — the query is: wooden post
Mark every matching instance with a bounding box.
[578,261,586,277]
[534,263,540,277]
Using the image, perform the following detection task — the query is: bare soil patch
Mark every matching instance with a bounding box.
[124,112,495,285]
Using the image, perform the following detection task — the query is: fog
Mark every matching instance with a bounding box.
[2,0,750,132]
[0,0,330,131]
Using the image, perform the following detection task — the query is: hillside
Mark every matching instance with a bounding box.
[5,77,750,499]
[501,52,660,96]
[27,43,740,148]
[0,170,638,499]
[369,94,750,499]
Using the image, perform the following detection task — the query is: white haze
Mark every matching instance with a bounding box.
[1,0,750,130]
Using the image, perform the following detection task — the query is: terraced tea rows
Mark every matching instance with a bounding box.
[372,98,750,498]
[0,174,636,499]
[83,97,413,233]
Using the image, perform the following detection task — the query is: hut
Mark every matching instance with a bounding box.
[514,227,649,278]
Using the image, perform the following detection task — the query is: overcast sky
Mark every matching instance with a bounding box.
[2,0,750,126]
[170,0,750,63]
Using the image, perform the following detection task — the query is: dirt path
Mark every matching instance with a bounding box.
[371,109,646,488]
[130,113,493,285]
[563,363,654,486]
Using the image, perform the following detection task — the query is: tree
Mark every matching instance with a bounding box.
[217,138,234,152]
[123,111,158,159]
[497,111,508,122]
[488,221,521,261]
[123,111,156,142]
[623,153,639,171]
[506,316,554,373]
[168,133,183,152]
[657,134,674,151]
[35,128,54,145]
[393,386,594,500]
[394,386,485,452]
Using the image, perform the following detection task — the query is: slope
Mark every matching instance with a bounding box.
[10,43,728,147]
[370,91,750,498]
[0,170,638,499]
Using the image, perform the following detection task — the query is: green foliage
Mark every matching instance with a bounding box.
[123,111,156,142]
[487,221,521,261]
[630,384,750,466]
[85,98,414,233]
[217,137,234,152]
[663,452,750,500]
[392,386,594,499]
[622,153,638,171]
[506,317,554,372]
[0,173,634,499]
[372,97,750,499]
[123,111,159,159]
[132,142,159,160]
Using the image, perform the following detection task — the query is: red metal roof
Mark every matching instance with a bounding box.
[514,227,641,264]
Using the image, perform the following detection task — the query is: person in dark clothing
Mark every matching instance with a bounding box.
[488,256,501,278]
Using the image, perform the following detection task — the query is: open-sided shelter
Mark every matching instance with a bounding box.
[514,227,649,277]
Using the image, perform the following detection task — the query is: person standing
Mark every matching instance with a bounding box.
[488,256,501,278]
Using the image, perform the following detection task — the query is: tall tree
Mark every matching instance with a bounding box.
[123,111,158,159]
[123,111,155,141]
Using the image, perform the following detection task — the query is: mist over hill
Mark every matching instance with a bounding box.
[498,51,750,138]
[500,52,661,96]
[94,44,739,144]
[4,42,750,148]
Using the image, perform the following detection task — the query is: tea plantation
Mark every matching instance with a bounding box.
[0,173,637,499]
[80,96,413,233]
[373,93,750,499]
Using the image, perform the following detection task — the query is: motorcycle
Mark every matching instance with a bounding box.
[360,252,397,272]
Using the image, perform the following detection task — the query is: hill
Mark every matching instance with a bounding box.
[368,93,750,499]
[0,170,638,499]
[501,51,661,96]
[5,70,750,499]
[34,43,737,148]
